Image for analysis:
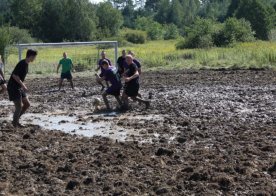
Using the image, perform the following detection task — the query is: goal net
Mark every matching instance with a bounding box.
[4,41,118,75]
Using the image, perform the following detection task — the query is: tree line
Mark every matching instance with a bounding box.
[0,0,276,44]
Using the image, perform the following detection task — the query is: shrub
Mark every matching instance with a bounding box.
[164,24,179,40]
[0,27,10,62]
[135,16,164,40]
[125,30,147,44]
[177,18,216,49]
[8,26,35,44]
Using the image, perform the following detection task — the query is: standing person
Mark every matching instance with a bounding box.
[117,50,127,77]
[0,55,7,94]
[57,52,74,91]
[96,60,122,110]
[7,49,37,127]
[128,51,142,74]
[121,55,150,110]
[95,51,112,91]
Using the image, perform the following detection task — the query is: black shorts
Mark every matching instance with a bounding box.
[8,88,27,101]
[61,72,72,80]
[124,83,139,97]
[106,85,122,96]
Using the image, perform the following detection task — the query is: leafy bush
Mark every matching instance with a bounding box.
[177,18,217,49]
[124,30,147,44]
[8,26,35,43]
[164,24,179,40]
[135,16,164,40]
[214,18,255,46]
[177,17,255,49]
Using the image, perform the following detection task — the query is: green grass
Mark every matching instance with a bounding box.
[4,40,276,76]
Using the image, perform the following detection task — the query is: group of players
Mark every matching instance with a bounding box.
[0,49,150,127]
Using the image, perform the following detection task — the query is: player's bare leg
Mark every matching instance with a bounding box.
[102,92,111,110]
[58,78,64,91]
[20,97,30,117]
[69,79,74,90]
[0,84,7,94]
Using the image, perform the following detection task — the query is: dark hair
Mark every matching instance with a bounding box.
[101,60,109,66]
[26,49,38,58]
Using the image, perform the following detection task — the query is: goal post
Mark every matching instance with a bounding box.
[10,41,119,74]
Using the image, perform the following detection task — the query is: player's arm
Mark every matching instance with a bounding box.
[95,73,106,82]
[95,64,100,72]
[57,64,61,73]
[125,70,139,82]
[12,74,28,91]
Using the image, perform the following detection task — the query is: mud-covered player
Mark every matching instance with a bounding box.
[0,55,7,94]
[7,49,37,127]
[96,60,122,110]
[121,55,150,110]
[95,51,112,91]
[57,52,75,91]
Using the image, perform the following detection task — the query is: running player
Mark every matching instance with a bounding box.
[7,49,37,127]
[96,60,122,110]
[0,55,7,94]
[121,55,150,110]
[95,51,112,91]
[57,52,74,91]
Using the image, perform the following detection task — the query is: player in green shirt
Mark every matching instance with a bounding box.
[57,52,74,90]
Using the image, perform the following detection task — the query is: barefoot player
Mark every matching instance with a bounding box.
[7,49,37,127]
[95,51,112,91]
[0,55,7,94]
[57,52,74,90]
[96,60,122,110]
[121,55,149,110]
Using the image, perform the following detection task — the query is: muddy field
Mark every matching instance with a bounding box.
[1,70,276,195]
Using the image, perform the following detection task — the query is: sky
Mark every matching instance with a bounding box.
[90,0,104,3]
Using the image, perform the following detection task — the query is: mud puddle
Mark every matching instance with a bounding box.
[14,112,164,142]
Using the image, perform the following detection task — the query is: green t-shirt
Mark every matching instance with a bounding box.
[59,58,73,73]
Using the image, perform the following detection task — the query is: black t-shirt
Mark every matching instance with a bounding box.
[8,60,29,89]
[117,56,126,74]
[125,63,139,85]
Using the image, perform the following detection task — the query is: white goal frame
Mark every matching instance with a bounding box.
[16,41,119,67]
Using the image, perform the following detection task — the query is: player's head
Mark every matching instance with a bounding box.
[125,55,133,65]
[122,50,126,57]
[63,52,67,58]
[26,49,38,62]
[101,51,106,59]
[128,50,135,57]
[101,60,110,70]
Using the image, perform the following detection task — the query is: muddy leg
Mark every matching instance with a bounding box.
[102,92,111,110]
[13,99,22,126]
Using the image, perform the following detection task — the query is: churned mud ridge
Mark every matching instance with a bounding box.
[1,70,276,195]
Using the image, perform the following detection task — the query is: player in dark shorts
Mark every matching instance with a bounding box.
[96,60,122,110]
[95,51,112,91]
[0,55,7,94]
[117,50,127,77]
[7,49,37,127]
[121,55,150,110]
[57,52,74,90]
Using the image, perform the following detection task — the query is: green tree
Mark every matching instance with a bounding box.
[96,2,123,38]
[10,0,43,37]
[235,0,275,40]
[0,27,10,62]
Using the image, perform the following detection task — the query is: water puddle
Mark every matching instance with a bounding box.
[0,100,13,107]
[15,112,164,142]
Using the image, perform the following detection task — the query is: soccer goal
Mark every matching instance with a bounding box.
[4,41,118,75]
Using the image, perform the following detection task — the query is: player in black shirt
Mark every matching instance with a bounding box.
[7,49,37,127]
[121,55,150,110]
[117,50,127,77]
